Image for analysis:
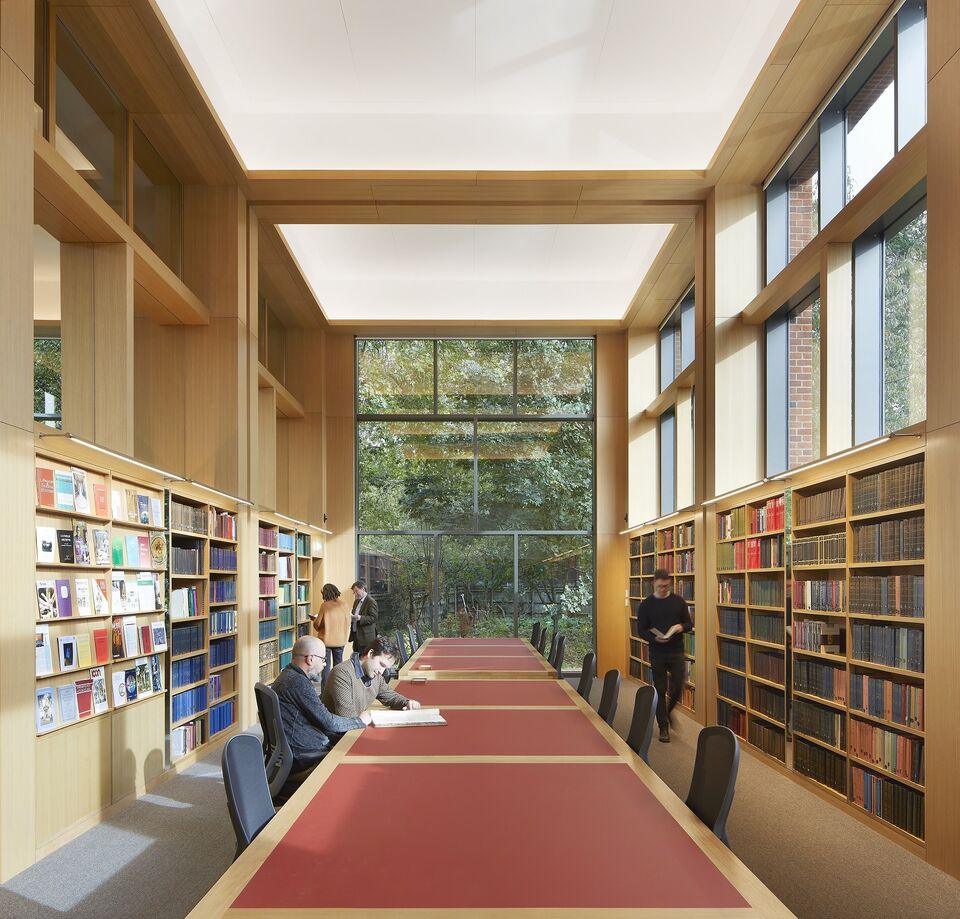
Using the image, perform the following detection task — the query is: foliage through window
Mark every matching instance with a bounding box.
[34,331,61,427]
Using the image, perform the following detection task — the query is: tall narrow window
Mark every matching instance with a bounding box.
[659,408,676,517]
[845,52,895,202]
[34,326,61,429]
[658,284,695,391]
[133,123,182,275]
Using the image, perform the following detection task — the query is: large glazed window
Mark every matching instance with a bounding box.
[357,338,595,665]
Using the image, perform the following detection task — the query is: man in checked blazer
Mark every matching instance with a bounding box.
[349,579,379,653]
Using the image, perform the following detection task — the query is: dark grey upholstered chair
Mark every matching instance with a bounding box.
[546,631,559,666]
[536,628,548,655]
[626,684,658,765]
[414,622,424,647]
[530,621,542,648]
[394,629,409,664]
[407,623,419,652]
[597,668,621,726]
[576,651,596,700]
[549,634,566,674]
[685,725,740,847]
[222,733,276,860]
[254,682,293,801]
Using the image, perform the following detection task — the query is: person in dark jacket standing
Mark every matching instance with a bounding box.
[349,579,379,653]
[635,569,693,743]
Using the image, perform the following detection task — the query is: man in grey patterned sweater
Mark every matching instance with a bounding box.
[322,636,421,719]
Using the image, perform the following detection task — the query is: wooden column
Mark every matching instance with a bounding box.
[626,326,657,525]
[258,387,277,509]
[0,0,37,881]
[923,0,960,878]
[821,243,853,456]
[323,332,356,588]
[60,243,135,453]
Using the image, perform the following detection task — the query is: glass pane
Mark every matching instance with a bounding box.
[788,145,819,258]
[358,421,474,531]
[845,52,895,201]
[357,340,434,414]
[133,123,182,275]
[359,535,435,644]
[659,409,675,517]
[659,323,677,391]
[477,421,592,530]
[680,289,695,371]
[437,339,513,414]
[788,296,821,468]
[883,209,927,433]
[516,339,593,415]
[55,20,125,216]
[519,536,594,668]
[437,536,515,637]
[34,333,62,428]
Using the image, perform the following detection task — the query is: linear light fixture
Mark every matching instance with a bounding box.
[40,432,186,481]
[275,512,308,527]
[619,510,680,534]
[768,436,892,481]
[187,479,254,507]
[312,525,334,535]
[702,479,769,507]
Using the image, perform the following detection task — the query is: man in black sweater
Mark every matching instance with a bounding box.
[635,569,693,743]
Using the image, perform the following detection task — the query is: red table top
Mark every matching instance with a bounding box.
[412,655,545,671]
[233,762,750,910]
[347,708,617,757]
[392,679,575,706]
[426,637,528,647]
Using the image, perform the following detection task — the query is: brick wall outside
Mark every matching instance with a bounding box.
[788,299,820,468]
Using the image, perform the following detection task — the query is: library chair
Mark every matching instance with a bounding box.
[536,628,548,655]
[597,668,621,726]
[549,634,566,674]
[254,682,294,801]
[576,651,596,700]
[530,621,542,648]
[685,726,740,848]
[394,629,409,665]
[407,623,419,652]
[222,733,276,860]
[414,622,424,647]
[626,685,658,765]
[546,630,559,666]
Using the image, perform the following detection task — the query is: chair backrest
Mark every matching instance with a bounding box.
[597,668,621,726]
[576,651,596,700]
[254,682,293,799]
[626,685,658,765]
[550,634,566,673]
[222,733,276,860]
[414,622,424,647]
[536,628,548,655]
[546,631,559,665]
[530,621,542,647]
[685,726,740,847]
[394,629,409,665]
[407,623,419,652]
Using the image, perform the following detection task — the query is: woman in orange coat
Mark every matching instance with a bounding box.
[312,583,352,687]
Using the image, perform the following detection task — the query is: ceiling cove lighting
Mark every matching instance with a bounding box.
[39,433,186,481]
[186,480,254,508]
[620,511,680,534]
[702,480,770,507]
[769,437,893,481]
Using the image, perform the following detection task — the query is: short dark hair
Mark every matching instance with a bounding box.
[653,569,671,582]
[351,580,366,591]
[363,636,397,660]
[321,583,340,601]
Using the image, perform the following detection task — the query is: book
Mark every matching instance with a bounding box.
[139,624,153,654]
[150,654,163,692]
[75,633,93,668]
[35,625,53,676]
[92,483,108,518]
[54,471,74,510]
[111,672,127,706]
[122,617,139,657]
[93,529,110,566]
[36,580,57,620]
[36,527,56,564]
[123,574,140,612]
[138,536,150,567]
[137,494,150,525]
[92,628,110,664]
[124,668,138,702]
[90,667,108,714]
[75,678,93,718]
[111,489,124,520]
[369,708,446,728]
[73,522,90,565]
[58,683,79,723]
[125,488,138,522]
[151,621,168,652]
[112,536,125,567]
[92,578,108,616]
[111,577,125,611]
[124,536,139,568]
[111,619,124,660]
[55,579,73,618]
[75,578,92,617]
[58,635,78,672]
[150,497,163,527]
[36,687,57,733]
[137,573,157,612]
[135,657,152,697]
[56,529,75,565]
[71,468,90,514]
[36,467,55,507]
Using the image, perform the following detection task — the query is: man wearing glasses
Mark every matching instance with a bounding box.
[271,635,372,773]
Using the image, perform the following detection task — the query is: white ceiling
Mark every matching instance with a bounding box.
[279,223,674,321]
[157,0,801,171]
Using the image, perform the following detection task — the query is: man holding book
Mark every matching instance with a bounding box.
[635,569,693,743]
[322,636,421,719]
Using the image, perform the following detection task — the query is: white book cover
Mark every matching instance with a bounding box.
[370,708,446,728]
[137,573,156,612]
[71,467,90,514]
[57,683,79,724]
[111,672,127,707]
[35,625,53,677]
[36,527,56,564]
[170,587,187,619]
[122,617,140,657]
[150,496,163,527]
[75,579,92,617]
[151,621,168,652]
[92,578,108,616]
[90,667,109,714]
[124,574,141,612]
[111,489,124,520]
[36,688,57,734]
[93,528,111,566]
[36,579,58,620]
[111,577,125,611]
[57,635,78,672]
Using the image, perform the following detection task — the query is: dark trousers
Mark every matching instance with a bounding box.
[321,645,344,690]
[650,653,685,729]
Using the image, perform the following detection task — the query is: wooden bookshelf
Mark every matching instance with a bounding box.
[207,503,239,745]
[277,525,296,668]
[257,519,280,682]
[627,513,700,720]
[295,531,314,640]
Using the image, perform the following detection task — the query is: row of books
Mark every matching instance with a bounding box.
[641,533,655,554]
[259,660,279,682]
[171,501,208,535]
[749,578,784,607]
[793,697,845,747]
[792,578,845,612]
[210,546,237,570]
[718,577,746,604]
[718,607,745,637]
[213,510,237,541]
[850,719,924,784]
[718,670,746,704]
[851,623,923,673]
[750,612,784,645]
[37,465,163,528]
[259,576,276,595]
[36,667,109,733]
[749,717,785,761]
[171,721,203,759]
[277,557,293,579]
[279,606,295,629]
[676,579,694,600]
[793,532,846,566]
[209,673,227,701]
[794,737,846,794]
[750,495,785,534]
[209,699,235,736]
[657,529,675,551]
[676,521,695,547]
[851,765,924,837]
[259,619,278,641]
[296,532,311,556]
[113,655,164,706]
[682,631,695,656]
[679,684,695,709]
[172,655,206,690]
[37,625,107,676]
[750,683,785,723]
[210,609,237,636]
[210,636,237,668]
[259,597,277,618]
[795,484,845,526]
[279,630,294,652]
[278,531,296,553]
[170,586,200,619]
[717,506,746,541]
[629,557,640,577]
[171,622,204,656]
[112,617,166,659]
[258,526,277,548]
[259,640,279,663]
[258,551,276,574]
[717,541,745,571]
[171,546,203,576]
[210,579,237,603]
[850,672,923,730]
[717,699,747,738]
[849,574,924,617]
[794,658,847,704]
[851,460,924,516]
[751,648,785,684]
[172,685,207,722]
[793,619,842,654]
[717,535,784,569]
[36,523,111,567]
[112,532,163,569]
[852,517,924,562]
[37,576,107,620]
[296,584,309,602]
[656,553,674,573]
[279,583,294,604]
[675,549,695,573]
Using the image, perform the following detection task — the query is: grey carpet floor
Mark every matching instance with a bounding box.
[2,682,959,918]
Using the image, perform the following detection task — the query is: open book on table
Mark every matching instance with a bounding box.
[370,708,446,728]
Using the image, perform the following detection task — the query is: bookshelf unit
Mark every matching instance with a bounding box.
[627,513,700,719]
[296,531,314,639]
[207,503,239,747]
[277,525,296,668]
[34,452,169,740]
[258,519,280,682]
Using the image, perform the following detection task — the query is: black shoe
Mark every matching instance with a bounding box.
[658,727,670,743]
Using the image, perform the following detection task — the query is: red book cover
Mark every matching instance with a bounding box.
[36,468,55,507]
[138,536,150,567]
[92,483,108,518]
[139,625,153,654]
[92,628,110,664]
[75,679,93,718]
